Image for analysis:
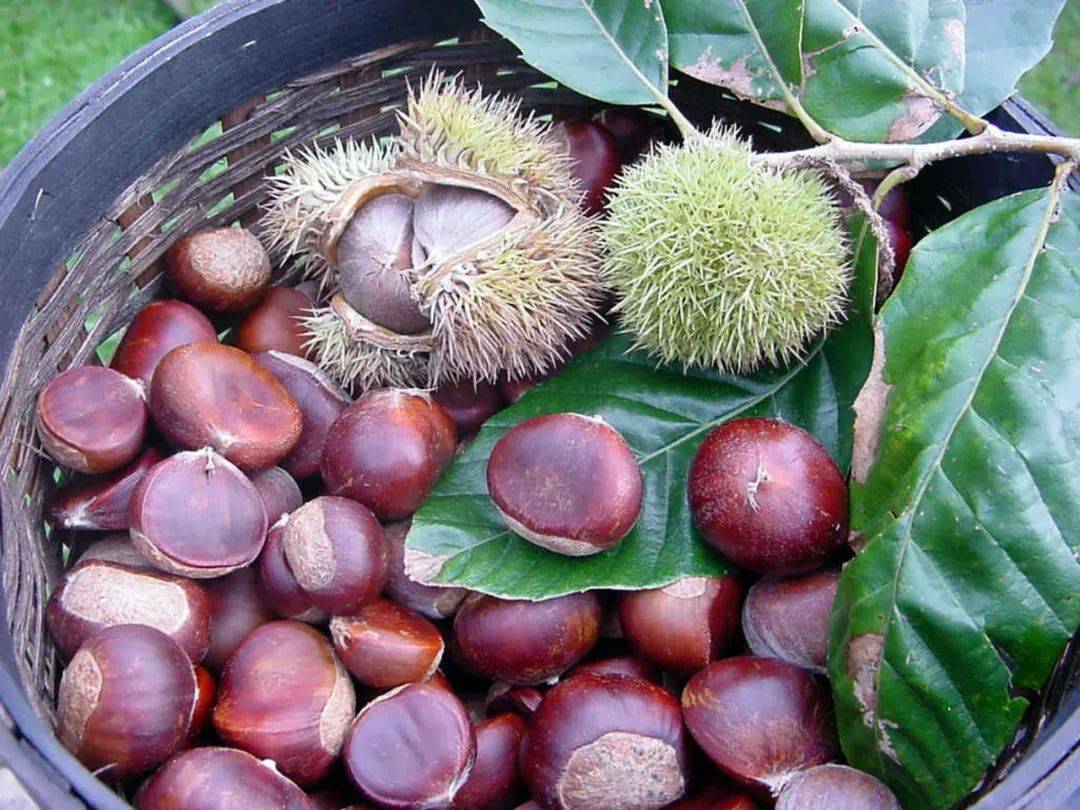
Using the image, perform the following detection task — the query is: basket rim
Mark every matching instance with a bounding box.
[0,0,1075,808]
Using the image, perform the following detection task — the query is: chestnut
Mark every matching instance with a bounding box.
[150,342,303,470]
[213,620,356,786]
[188,665,217,743]
[164,226,270,312]
[434,379,504,437]
[321,390,455,520]
[520,673,690,809]
[681,657,839,796]
[257,522,325,622]
[453,712,527,809]
[618,574,744,674]
[249,465,303,525]
[596,108,666,164]
[254,350,351,479]
[885,219,913,273]
[36,366,148,474]
[384,519,466,619]
[487,413,642,556]
[741,568,840,674]
[452,592,601,685]
[46,559,211,661]
[343,680,476,808]
[669,782,760,810]
[136,747,312,809]
[76,534,154,570]
[330,600,444,689]
[129,448,268,578]
[110,299,218,388]
[234,285,313,356]
[775,764,899,809]
[46,445,163,530]
[552,121,622,215]
[282,496,388,614]
[57,624,196,779]
[485,682,544,719]
[202,567,273,670]
[688,418,848,575]
[568,655,659,683]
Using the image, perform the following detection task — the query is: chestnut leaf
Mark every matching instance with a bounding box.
[829,179,1080,808]
[404,219,877,600]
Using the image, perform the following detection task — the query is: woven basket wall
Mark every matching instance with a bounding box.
[0,26,1073,806]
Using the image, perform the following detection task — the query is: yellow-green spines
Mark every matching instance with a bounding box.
[601,128,850,373]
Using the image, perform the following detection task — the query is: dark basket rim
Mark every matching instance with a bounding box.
[0,1,1075,807]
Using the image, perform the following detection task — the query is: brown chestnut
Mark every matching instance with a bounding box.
[136,747,312,809]
[330,600,444,689]
[681,656,839,796]
[164,226,270,312]
[213,620,356,786]
[343,680,476,808]
[129,448,268,578]
[742,568,840,675]
[434,379,503,437]
[453,712,527,809]
[254,350,351,479]
[568,655,659,683]
[384,519,467,620]
[249,465,303,525]
[596,108,666,164]
[46,559,211,661]
[203,567,273,670]
[321,390,455,520]
[485,682,544,719]
[775,764,899,810]
[110,299,218,388]
[57,624,196,779]
[453,592,601,685]
[520,672,690,809]
[76,534,154,570]
[282,496,388,614]
[234,285,313,356]
[552,121,622,215]
[150,342,303,470]
[37,366,148,474]
[187,665,217,744]
[46,445,163,531]
[257,522,325,622]
[618,575,744,674]
[688,418,848,575]
[669,782,760,810]
[487,413,642,556]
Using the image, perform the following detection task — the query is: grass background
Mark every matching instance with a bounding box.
[0,0,1077,168]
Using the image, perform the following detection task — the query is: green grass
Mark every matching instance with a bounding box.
[1019,1,1080,135]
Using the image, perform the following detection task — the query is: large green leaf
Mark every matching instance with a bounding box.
[474,0,670,106]
[664,0,967,142]
[404,219,877,600]
[829,180,1080,808]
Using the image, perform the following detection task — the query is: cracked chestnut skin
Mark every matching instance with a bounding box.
[519,673,690,810]
[688,418,848,575]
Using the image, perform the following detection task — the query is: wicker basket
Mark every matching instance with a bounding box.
[0,1,1075,806]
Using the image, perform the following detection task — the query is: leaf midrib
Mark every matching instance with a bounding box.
[575,0,669,107]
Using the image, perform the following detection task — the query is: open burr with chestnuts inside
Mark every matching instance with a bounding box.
[32,76,903,810]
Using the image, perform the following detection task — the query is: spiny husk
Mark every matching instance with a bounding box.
[602,126,850,373]
[302,307,429,391]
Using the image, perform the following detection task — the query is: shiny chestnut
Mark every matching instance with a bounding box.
[384,519,466,620]
[775,764,899,809]
[434,379,503,437]
[257,522,325,623]
[202,567,273,670]
[742,567,840,674]
[110,299,218,388]
[330,600,444,689]
[234,285,313,356]
[46,445,163,531]
[553,121,622,215]
[249,465,303,525]
[453,712,527,809]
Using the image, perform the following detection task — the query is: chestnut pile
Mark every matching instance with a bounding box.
[34,108,901,810]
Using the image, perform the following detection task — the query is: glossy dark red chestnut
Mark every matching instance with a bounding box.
[46,559,211,661]
[618,574,744,674]
[46,445,163,531]
[249,465,303,524]
[257,522,325,623]
[129,448,268,578]
[213,620,356,786]
[282,496,388,614]
[383,519,467,619]
[681,656,839,796]
[343,680,476,808]
[150,342,303,470]
[568,655,660,683]
[57,624,197,779]
[669,782,760,810]
[37,366,148,474]
[202,567,273,670]
[330,600,444,689]
[487,413,642,556]
[485,682,544,719]
[434,379,504,437]
[453,712,527,809]
[742,567,840,674]
[520,673,690,809]
[688,418,848,575]
[885,219,913,273]
[452,592,601,685]
[234,285,313,356]
[188,665,217,743]
[596,108,666,164]
[321,389,456,520]
[775,763,899,809]
[553,121,622,215]
[110,299,218,388]
[254,350,351,479]
[136,747,312,809]
[164,226,270,312]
